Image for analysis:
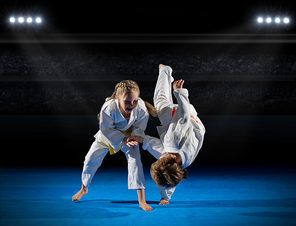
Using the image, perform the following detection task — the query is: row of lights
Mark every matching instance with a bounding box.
[9,17,42,24]
[257,17,290,24]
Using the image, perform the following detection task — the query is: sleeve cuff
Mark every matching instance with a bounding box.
[173,88,188,96]
[158,185,176,201]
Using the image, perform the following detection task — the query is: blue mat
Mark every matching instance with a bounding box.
[1,164,295,226]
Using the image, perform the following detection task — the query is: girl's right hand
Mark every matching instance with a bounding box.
[123,136,139,147]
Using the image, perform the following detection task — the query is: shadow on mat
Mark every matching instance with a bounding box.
[167,198,296,208]
[76,199,159,205]
[111,200,159,205]
[75,198,296,208]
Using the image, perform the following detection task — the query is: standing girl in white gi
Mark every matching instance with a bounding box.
[132,64,206,205]
[72,80,157,211]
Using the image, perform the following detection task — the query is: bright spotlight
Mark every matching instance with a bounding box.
[8,15,44,27]
[36,17,42,23]
[257,17,263,23]
[9,17,16,23]
[266,17,272,23]
[18,17,24,23]
[27,17,33,23]
[283,17,289,24]
[275,17,280,23]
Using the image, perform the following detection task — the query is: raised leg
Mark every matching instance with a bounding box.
[154,64,175,126]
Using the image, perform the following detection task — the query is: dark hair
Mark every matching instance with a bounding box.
[150,156,187,187]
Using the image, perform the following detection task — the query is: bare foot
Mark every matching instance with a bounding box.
[72,183,88,201]
[137,189,153,211]
[159,197,169,205]
[159,64,164,69]
[139,201,153,211]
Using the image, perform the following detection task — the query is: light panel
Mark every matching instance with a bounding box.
[8,16,43,24]
[256,16,290,25]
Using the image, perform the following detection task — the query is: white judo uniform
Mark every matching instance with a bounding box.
[82,98,149,190]
[142,65,206,200]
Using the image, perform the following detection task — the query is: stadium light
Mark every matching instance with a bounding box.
[266,17,272,23]
[36,17,42,23]
[9,17,16,23]
[275,17,280,23]
[27,17,33,23]
[256,16,290,25]
[8,16,43,25]
[18,17,24,23]
[257,17,263,23]
[283,17,289,24]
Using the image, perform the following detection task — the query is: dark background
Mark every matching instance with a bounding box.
[0,0,295,166]
[0,0,295,34]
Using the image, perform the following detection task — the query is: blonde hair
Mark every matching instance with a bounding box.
[98,80,158,120]
[150,157,187,187]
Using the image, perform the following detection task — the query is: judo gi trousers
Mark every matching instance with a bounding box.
[81,131,145,190]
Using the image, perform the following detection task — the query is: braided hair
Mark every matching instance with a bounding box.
[106,80,139,102]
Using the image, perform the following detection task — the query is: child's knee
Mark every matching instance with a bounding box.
[84,147,109,165]
[127,151,141,163]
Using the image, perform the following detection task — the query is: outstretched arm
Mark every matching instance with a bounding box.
[128,135,165,160]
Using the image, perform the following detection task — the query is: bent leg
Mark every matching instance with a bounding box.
[81,140,109,187]
[72,140,108,201]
